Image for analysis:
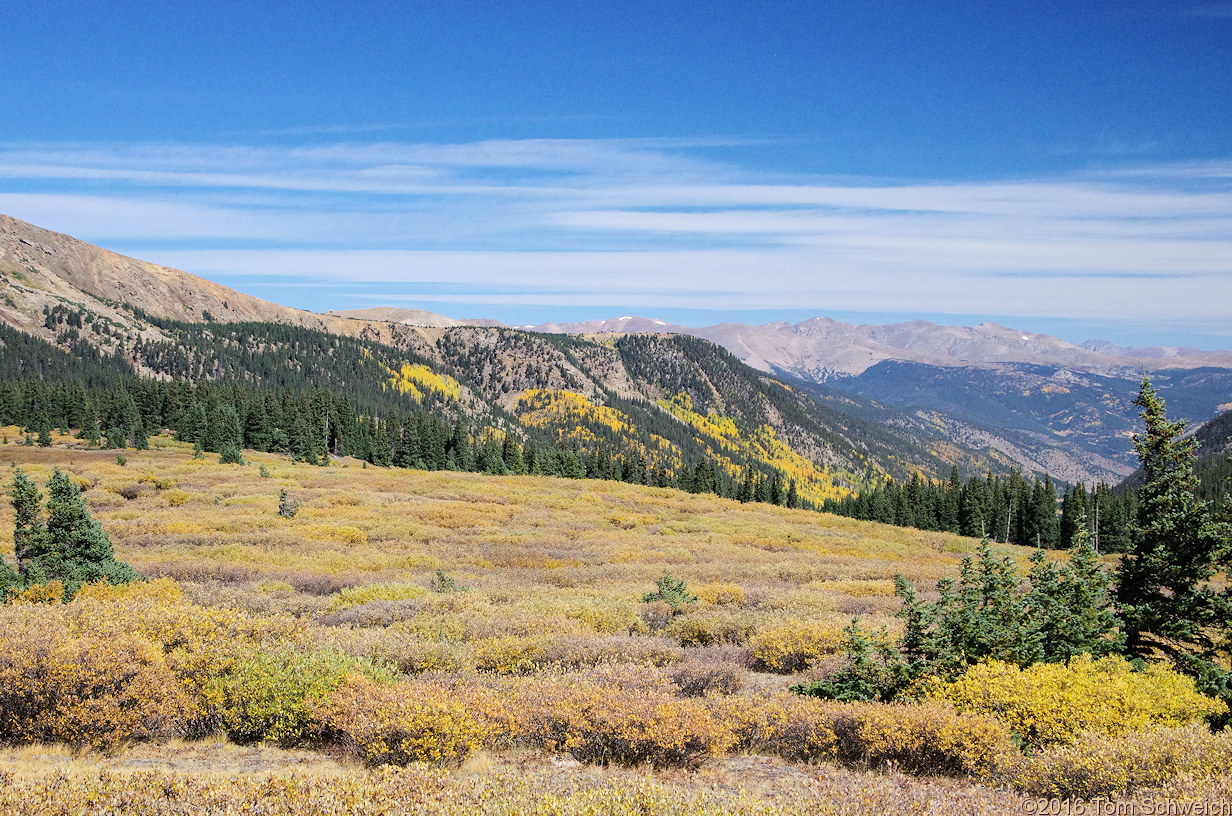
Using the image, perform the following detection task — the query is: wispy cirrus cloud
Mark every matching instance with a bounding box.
[0,138,1230,330]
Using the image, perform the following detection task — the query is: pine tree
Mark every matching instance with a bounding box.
[9,468,138,598]
[43,470,139,596]
[218,441,245,464]
[10,469,53,582]
[0,554,17,598]
[1115,378,1232,686]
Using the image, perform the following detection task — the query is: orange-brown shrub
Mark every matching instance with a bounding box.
[704,694,1012,776]
[317,676,509,766]
[507,668,734,768]
[707,693,838,762]
[0,603,190,751]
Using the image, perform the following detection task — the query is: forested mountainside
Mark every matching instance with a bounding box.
[522,313,1232,487]
[13,211,1219,497]
[1119,407,1232,505]
[805,361,1232,486]
[1,306,993,507]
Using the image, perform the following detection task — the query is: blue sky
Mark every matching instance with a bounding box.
[1,1,1230,347]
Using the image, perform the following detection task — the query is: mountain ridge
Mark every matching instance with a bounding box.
[3,213,987,499]
[6,213,1229,487]
[501,313,1232,379]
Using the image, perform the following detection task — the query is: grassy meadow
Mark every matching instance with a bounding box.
[1,429,1230,814]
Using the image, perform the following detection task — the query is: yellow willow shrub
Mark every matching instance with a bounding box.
[317,676,510,766]
[507,669,733,768]
[932,655,1227,749]
[665,609,758,646]
[9,581,65,604]
[1003,724,1232,799]
[695,582,747,606]
[472,634,553,674]
[208,644,394,746]
[324,582,429,613]
[828,702,1014,778]
[64,579,307,734]
[817,578,896,597]
[750,620,845,673]
[0,604,190,751]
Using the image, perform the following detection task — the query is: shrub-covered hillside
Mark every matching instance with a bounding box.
[2,432,1232,811]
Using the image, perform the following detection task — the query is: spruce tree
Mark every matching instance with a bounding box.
[1023,520,1120,663]
[1115,379,1232,687]
[44,469,139,596]
[0,555,17,598]
[9,468,138,598]
[10,469,54,582]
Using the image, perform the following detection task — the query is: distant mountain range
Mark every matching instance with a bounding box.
[326,311,1232,485]
[6,212,1231,487]
[507,314,1232,379]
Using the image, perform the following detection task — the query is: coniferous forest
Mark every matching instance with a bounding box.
[0,318,816,506]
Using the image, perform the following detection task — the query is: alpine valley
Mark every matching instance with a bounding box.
[4,212,1232,502]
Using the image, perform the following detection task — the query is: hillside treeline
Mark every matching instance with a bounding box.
[0,320,806,508]
[822,468,1136,552]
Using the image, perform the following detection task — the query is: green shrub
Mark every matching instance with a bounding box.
[642,572,696,615]
[430,569,467,593]
[209,645,392,746]
[277,489,299,519]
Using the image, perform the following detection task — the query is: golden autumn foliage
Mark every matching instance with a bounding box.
[1003,723,1232,798]
[704,694,1013,776]
[1,443,1231,810]
[657,393,857,505]
[931,655,1227,748]
[825,701,1015,777]
[504,668,734,769]
[316,676,505,766]
[750,619,846,673]
[515,389,679,470]
[0,601,190,751]
[382,362,461,402]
